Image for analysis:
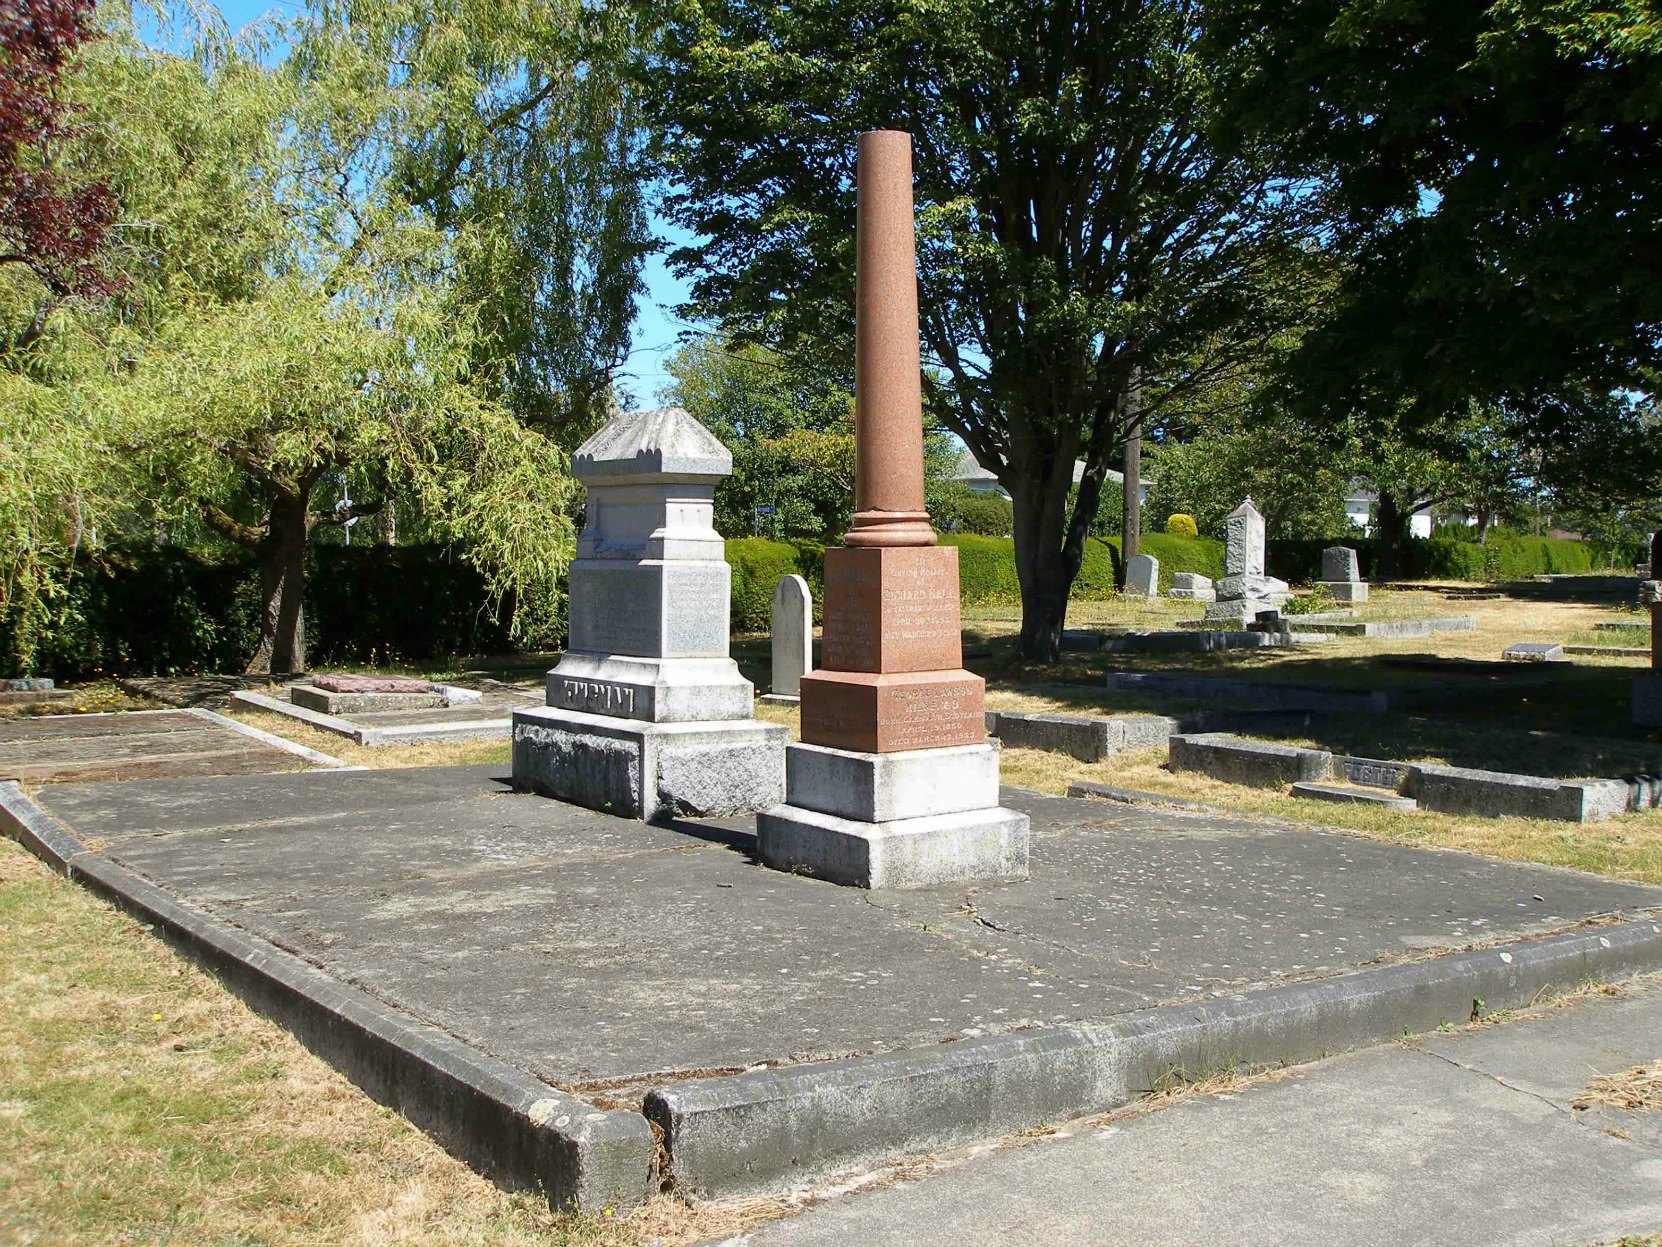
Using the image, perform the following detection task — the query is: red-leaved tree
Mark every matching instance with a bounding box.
[0,0,116,303]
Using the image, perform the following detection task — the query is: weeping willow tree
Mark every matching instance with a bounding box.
[0,0,646,674]
[98,287,576,673]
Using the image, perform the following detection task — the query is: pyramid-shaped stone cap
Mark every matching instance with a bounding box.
[1229,496,1262,520]
[573,406,732,482]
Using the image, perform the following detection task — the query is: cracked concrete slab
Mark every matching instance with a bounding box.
[32,766,1662,1095]
[1416,984,1662,1149]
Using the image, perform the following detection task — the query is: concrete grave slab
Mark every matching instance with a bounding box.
[14,765,1662,1204]
[0,709,346,782]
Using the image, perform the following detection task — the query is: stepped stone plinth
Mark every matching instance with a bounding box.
[513,406,785,821]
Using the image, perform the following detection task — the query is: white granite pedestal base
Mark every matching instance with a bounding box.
[757,741,1030,888]
[512,705,786,822]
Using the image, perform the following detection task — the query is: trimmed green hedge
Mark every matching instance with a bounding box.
[940,534,1022,603]
[7,544,515,680]
[726,537,829,632]
[12,527,1627,676]
[1267,533,1609,583]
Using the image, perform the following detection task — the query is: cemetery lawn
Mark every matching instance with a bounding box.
[0,836,777,1247]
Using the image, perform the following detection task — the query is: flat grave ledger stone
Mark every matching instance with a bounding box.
[290,672,450,714]
[1318,544,1369,603]
[1125,553,1159,597]
[757,130,1029,888]
[513,406,786,821]
[761,574,813,705]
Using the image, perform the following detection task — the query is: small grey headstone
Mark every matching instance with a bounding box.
[1503,643,1567,663]
[767,574,813,700]
[1125,553,1159,596]
[1321,546,1361,583]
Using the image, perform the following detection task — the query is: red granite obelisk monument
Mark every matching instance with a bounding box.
[758,130,1030,888]
[798,131,985,754]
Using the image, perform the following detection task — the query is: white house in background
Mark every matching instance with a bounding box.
[950,449,1153,505]
[1344,480,1482,538]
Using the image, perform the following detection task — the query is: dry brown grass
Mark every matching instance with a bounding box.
[0,837,780,1246]
[1576,1062,1662,1113]
[227,706,513,770]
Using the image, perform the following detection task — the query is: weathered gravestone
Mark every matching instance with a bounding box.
[1635,532,1662,725]
[760,574,813,705]
[1125,553,1159,597]
[1318,545,1368,603]
[1167,572,1215,603]
[756,131,1029,889]
[1202,498,1289,625]
[512,406,787,820]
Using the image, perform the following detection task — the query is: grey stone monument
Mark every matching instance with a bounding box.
[1203,498,1289,625]
[1318,545,1369,603]
[760,573,813,705]
[512,406,787,820]
[1168,572,1215,603]
[1125,553,1159,597]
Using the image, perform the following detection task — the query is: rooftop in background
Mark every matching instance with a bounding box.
[949,450,1151,501]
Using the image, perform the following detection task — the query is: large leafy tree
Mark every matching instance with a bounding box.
[652,0,1328,658]
[1211,0,1662,451]
[661,336,857,539]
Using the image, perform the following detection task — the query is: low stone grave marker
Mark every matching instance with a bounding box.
[1317,545,1368,604]
[0,676,72,706]
[1167,572,1215,603]
[1125,553,1159,596]
[1503,642,1567,663]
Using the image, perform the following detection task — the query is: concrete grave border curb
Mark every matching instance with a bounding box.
[0,782,656,1214]
[645,913,1662,1200]
[181,706,362,770]
[230,688,524,747]
[1169,734,1662,824]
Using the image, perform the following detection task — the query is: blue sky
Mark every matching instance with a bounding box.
[153,0,698,405]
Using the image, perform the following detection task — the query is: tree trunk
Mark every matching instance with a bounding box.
[382,499,398,546]
[1118,368,1143,586]
[246,489,311,675]
[1375,493,1409,581]
[1010,451,1099,663]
